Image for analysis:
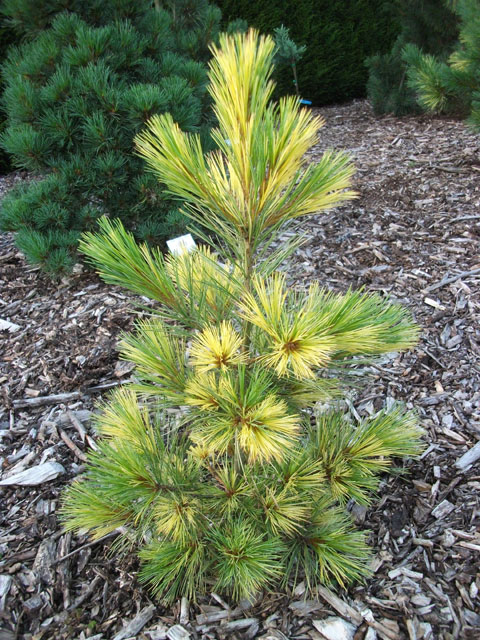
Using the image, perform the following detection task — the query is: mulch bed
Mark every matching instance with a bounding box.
[0,100,479,640]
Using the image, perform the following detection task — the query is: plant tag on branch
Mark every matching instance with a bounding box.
[167,234,196,256]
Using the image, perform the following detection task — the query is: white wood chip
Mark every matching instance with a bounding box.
[0,574,12,611]
[423,297,446,310]
[402,568,424,580]
[431,499,455,519]
[455,440,480,471]
[289,599,323,616]
[222,618,258,631]
[145,623,168,640]
[411,594,432,607]
[0,318,20,332]
[457,540,480,551]
[470,582,479,600]
[179,597,189,625]
[312,616,357,640]
[166,625,191,640]
[0,461,65,486]
[387,567,403,579]
[112,604,156,640]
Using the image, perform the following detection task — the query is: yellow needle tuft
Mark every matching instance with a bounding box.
[190,321,246,372]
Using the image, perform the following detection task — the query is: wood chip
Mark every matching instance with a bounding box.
[312,617,356,640]
[59,428,88,462]
[431,500,455,519]
[316,585,363,626]
[0,318,20,332]
[423,297,446,310]
[13,391,83,408]
[179,597,189,626]
[112,604,156,640]
[456,540,480,552]
[221,618,258,631]
[289,599,323,616]
[166,625,191,640]
[455,440,480,471]
[0,461,65,485]
[0,575,12,611]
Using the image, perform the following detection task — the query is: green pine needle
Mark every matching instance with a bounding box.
[139,539,207,604]
[210,523,285,600]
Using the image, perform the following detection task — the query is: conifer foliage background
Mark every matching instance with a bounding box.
[215,0,398,105]
[62,30,424,602]
[0,0,223,274]
[403,0,480,130]
[366,0,459,116]
[0,8,15,175]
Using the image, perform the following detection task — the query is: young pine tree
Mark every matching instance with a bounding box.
[273,25,306,98]
[62,30,423,603]
[0,1,222,274]
[403,0,480,130]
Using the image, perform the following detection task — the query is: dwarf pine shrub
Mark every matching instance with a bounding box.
[0,1,223,274]
[61,30,423,603]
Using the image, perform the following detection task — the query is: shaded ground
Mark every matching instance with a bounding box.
[0,100,479,640]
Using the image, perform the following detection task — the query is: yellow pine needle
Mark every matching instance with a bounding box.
[188,442,216,463]
[263,488,309,536]
[166,246,241,314]
[236,395,299,462]
[212,466,250,514]
[120,319,187,398]
[184,373,222,411]
[240,273,336,378]
[79,219,179,308]
[318,290,419,354]
[242,275,418,375]
[261,335,333,379]
[187,386,299,462]
[95,388,154,450]
[332,326,384,353]
[240,272,286,336]
[154,495,200,541]
[135,30,356,243]
[190,321,246,372]
[449,50,468,72]
[207,30,276,227]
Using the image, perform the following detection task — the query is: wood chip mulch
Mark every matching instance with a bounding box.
[0,100,479,640]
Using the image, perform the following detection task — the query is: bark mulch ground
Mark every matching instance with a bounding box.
[0,100,479,640]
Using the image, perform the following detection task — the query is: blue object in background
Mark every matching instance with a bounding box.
[300,99,312,105]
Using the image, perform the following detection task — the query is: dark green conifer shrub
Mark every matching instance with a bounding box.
[404,0,480,130]
[0,1,222,274]
[215,0,398,105]
[366,1,459,116]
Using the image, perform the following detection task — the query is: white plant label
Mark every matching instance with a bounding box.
[166,233,197,256]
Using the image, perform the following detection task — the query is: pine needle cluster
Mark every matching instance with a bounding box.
[62,30,424,603]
